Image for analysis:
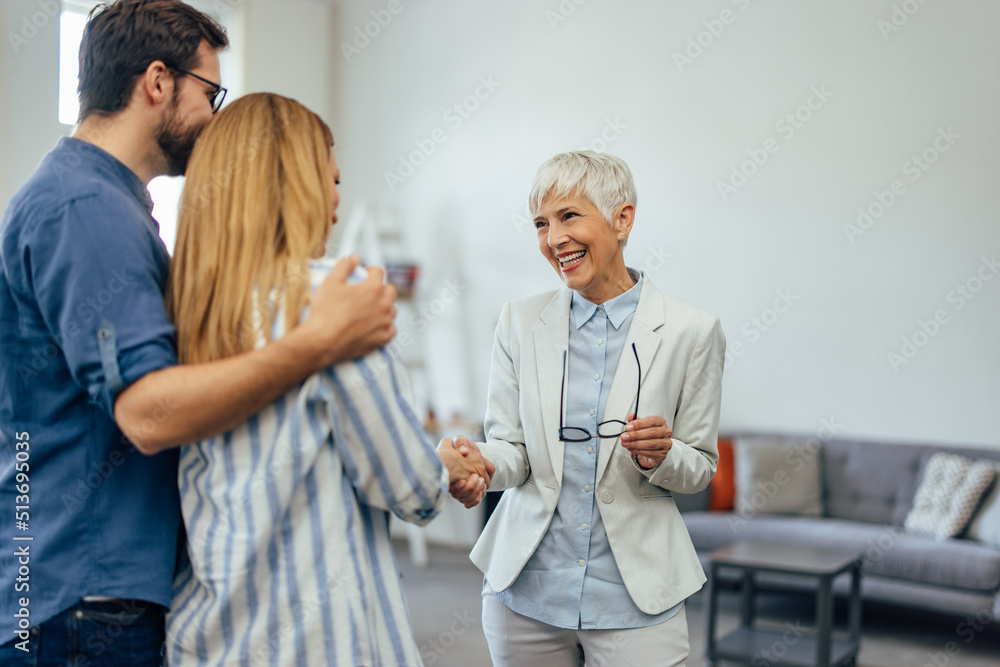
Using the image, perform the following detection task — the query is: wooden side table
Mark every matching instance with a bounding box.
[705,541,863,667]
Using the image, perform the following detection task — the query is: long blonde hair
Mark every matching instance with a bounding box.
[166,92,334,364]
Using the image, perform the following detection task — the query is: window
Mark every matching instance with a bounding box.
[58,2,96,127]
[58,0,239,254]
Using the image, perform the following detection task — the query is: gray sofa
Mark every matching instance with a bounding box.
[676,437,1000,619]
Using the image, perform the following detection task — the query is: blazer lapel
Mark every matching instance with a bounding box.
[533,290,572,485]
[596,275,665,483]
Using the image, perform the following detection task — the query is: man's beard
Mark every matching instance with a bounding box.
[156,96,203,177]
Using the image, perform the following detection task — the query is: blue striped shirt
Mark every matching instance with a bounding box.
[166,258,448,666]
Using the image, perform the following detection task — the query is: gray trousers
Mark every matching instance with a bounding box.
[481,591,689,667]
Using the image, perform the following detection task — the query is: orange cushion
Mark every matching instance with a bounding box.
[709,438,735,512]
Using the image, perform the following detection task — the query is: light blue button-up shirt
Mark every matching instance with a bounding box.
[496,269,683,629]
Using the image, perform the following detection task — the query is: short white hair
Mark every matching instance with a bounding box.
[528,150,637,225]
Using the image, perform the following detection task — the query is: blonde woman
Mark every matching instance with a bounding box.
[164,93,488,666]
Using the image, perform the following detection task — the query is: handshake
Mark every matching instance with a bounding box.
[436,436,495,508]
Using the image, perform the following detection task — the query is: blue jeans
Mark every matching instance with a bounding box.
[0,599,164,666]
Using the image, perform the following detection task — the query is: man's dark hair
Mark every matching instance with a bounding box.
[78,0,228,122]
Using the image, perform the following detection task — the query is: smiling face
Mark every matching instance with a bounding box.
[534,188,635,304]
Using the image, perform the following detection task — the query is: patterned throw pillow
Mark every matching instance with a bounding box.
[966,464,1000,547]
[904,453,997,540]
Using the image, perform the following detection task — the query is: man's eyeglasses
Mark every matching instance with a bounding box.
[168,65,227,113]
[558,343,640,442]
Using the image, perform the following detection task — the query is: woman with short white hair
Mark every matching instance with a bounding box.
[451,150,726,666]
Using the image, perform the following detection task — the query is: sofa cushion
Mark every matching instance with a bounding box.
[708,438,735,511]
[682,514,1000,592]
[822,441,1000,527]
[967,465,1000,547]
[734,436,822,517]
[685,513,891,553]
[822,440,925,525]
[904,453,996,539]
[863,532,1000,593]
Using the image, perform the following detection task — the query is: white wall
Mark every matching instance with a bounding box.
[1,7,7,204]
[0,0,336,216]
[2,0,996,449]
[329,0,1000,449]
[2,0,65,208]
[241,0,334,120]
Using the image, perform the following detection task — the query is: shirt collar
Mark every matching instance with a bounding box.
[58,137,156,215]
[570,268,643,330]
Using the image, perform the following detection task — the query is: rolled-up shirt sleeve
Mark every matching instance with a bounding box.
[21,194,177,418]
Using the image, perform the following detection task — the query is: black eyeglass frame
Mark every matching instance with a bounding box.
[167,65,227,113]
[558,343,641,443]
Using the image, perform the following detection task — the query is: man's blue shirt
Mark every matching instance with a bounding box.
[0,137,181,642]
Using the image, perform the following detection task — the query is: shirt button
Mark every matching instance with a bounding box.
[579,559,586,567]
[581,523,588,530]
[589,409,595,416]
[584,485,592,492]
[597,338,604,344]
[594,374,600,381]
[586,446,594,454]
[76,610,85,619]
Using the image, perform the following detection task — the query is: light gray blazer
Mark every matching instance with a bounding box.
[470,272,726,614]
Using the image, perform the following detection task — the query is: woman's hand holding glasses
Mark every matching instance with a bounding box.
[619,413,673,470]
